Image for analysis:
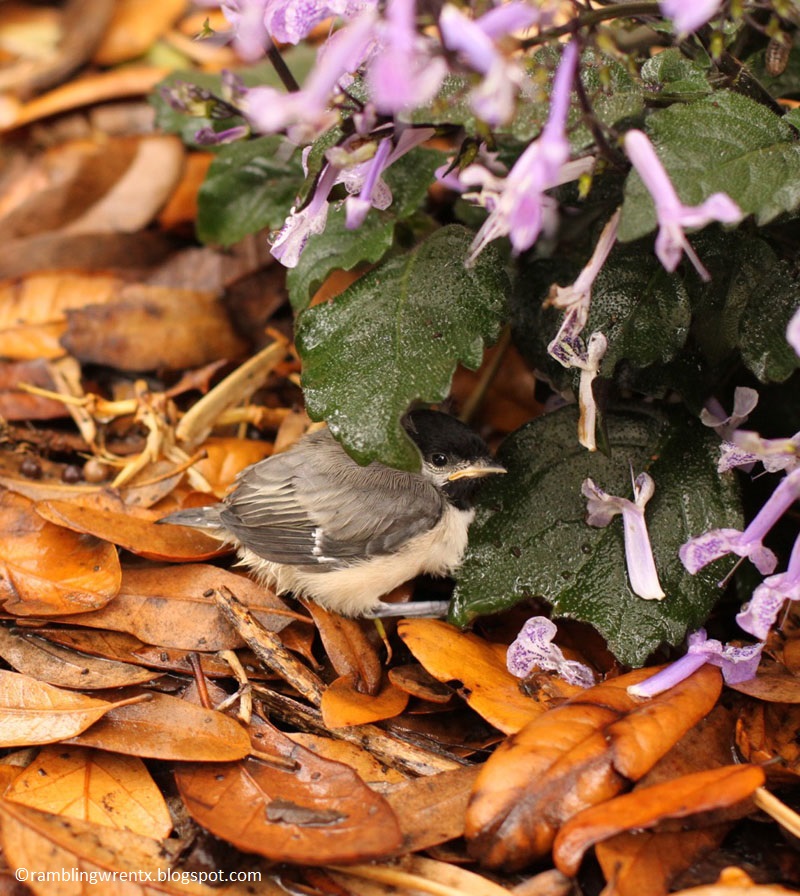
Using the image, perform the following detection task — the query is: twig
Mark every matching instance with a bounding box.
[754,787,800,840]
[254,687,466,776]
[212,587,326,707]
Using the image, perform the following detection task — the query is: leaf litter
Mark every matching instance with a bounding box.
[0,4,797,895]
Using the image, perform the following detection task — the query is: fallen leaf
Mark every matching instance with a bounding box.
[321,674,409,728]
[399,618,567,734]
[388,663,455,704]
[0,490,120,616]
[0,669,139,747]
[553,764,764,876]
[465,665,722,870]
[668,866,798,895]
[62,136,185,236]
[61,284,248,372]
[175,720,403,865]
[47,564,292,650]
[736,701,800,779]
[5,745,171,838]
[33,626,261,679]
[595,828,729,896]
[65,690,251,761]
[0,801,279,896]
[0,626,160,689]
[383,765,481,854]
[192,436,273,495]
[93,0,186,65]
[286,734,407,786]
[305,601,383,695]
[330,855,513,896]
[35,499,225,561]
[0,65,171,132]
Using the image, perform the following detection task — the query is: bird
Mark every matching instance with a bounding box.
[159,409,505,617]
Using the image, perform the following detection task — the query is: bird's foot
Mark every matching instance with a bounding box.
[364,600,450,618]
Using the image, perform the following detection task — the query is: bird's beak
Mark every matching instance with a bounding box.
[447,460,507,481]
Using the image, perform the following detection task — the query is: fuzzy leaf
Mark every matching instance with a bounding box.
[196,136,303,246]
[450,406,742,666]
[619,91,800,243]
[287,146,447,311]
[296,225,508,469]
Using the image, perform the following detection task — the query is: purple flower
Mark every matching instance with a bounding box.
[263,0,377,44]
[623,129,743,281]
[737,531,800,639]
[700,387,759,440]
[679,468,800,576]
[241,13,376,139]
[627,629,762,698]
[342,126,434,228]
[219,0,270,61]
[270,151,339,267]
[368,0,447,114]
[460,40,581,263]
[727,429,800,474]
[550,330,607,452]
[271,126,435,265]
[507,616,595,688]
[583,470,666,600]
[659,0,723,35]
[788,306,800,357]
[546,208,619,360]
[439,2,543,126]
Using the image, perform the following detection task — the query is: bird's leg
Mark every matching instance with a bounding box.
[364,600,450,618]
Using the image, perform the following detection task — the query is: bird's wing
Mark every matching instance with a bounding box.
[218,430,443,569]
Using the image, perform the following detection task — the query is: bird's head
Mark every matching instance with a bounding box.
[403,409,506,509]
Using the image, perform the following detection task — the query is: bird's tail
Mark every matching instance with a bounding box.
[158,505,224,533]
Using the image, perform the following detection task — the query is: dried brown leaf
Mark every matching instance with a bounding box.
[0,669,137,747]
[0,490,120,616]
[47,564,292,650]
[553,765,764,876]
[5,745,171,838]
[35,499,225,562]
[61,284,247,372]
[305,601,383,695]
[175,721,403,865]
[0,800,281,896]
[398,619,561,734]
[383,765,481,854]
[595,828,728,896]
[93,0,186,65]
[465,665,722,870]
[65,690,251,761]
[321,674,409,728]
[0,626,160,689]
[0,65,171,132]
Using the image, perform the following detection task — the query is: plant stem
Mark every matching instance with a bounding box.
[522,1,663,48]
[267,41,301,92]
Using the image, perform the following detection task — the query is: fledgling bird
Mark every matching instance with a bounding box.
[160,409,505,617]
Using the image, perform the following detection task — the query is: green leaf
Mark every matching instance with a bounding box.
[286,209,396,312]
[589,245,692,371]
[640,48,712,101]
[450,406,743,667]
[286,146,448,311]
[196,136,303,246]
[151,47,317,145]
[684,231,800,383]
[296,225,509,469]
[619,91,800,243]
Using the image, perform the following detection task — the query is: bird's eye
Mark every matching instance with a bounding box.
[431,453,449,467]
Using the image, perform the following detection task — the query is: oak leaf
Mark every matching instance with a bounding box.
[465,665,722,869]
